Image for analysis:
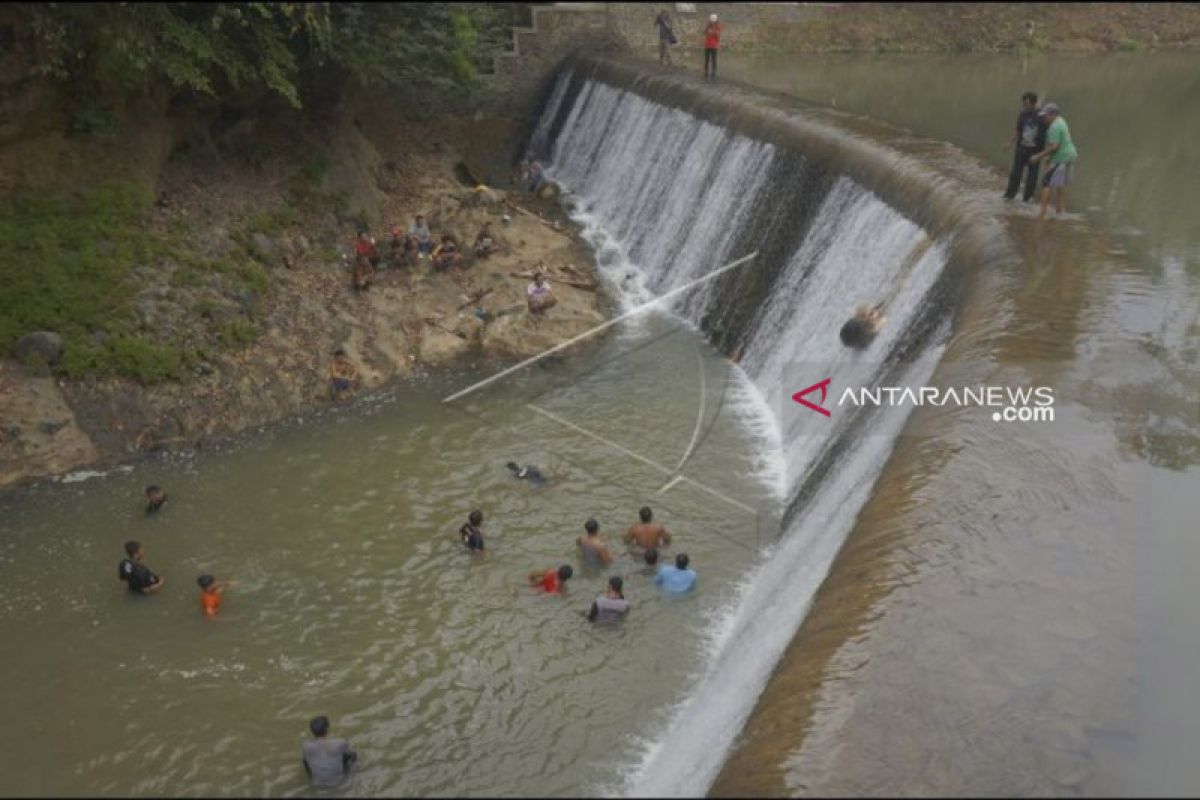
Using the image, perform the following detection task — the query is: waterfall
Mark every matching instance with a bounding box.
[537,65,960,796]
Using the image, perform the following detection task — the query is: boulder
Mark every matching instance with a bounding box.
[13,331,63,365]
[537,181,562,200]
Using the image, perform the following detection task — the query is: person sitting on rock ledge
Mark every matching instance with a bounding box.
[408,214,434,258]
[431,235,463,272]
[527,160,547,194]
[839,304,885,349]
[526,272,557,315]
[390,226,417,268]
[473,222,498,260]
[352,230,377,291]
[329,349,359,402]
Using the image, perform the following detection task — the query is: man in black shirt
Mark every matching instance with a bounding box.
[1003,91,1048,202]
[459,510,485,553]
[118,540,165,594]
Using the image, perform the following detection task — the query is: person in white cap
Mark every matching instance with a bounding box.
[703,13,723,79]
[1029,102,1078,219]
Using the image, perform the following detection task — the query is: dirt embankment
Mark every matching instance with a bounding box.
[0,83,607,489]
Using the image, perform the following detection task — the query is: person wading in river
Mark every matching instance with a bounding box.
[119,540,165,595]
[577,518,615,567]
[1030,102,1078,220]
[623,506,672,552]
[1003,91,1048,203]
[302,716,357,789]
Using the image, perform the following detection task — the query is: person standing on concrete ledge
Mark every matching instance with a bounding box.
[1030,102,1079,219]
[655,9,677,65]
[703,13,723,79]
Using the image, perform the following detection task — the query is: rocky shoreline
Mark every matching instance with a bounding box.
[0,148,609,490]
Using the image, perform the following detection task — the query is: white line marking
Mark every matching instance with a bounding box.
[441,251,759,404]
[659,345,708,492]
[658,475,684,494]
[526,404,757,515]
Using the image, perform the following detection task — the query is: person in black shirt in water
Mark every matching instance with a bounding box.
[459,510,485,553]
[506,461,547,486]
[118,540,165,594]
[1003,91,1048,202]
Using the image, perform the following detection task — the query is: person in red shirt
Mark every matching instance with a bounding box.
[352,230,377,292]
[703,14,723,79]
[529,564,574,594]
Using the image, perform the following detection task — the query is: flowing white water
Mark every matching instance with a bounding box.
[539,72,954,795]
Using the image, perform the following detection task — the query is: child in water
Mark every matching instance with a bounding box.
[197,574,232,617]
[145,485,168,514]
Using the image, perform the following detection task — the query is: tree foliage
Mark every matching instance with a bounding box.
[24,3,512,108]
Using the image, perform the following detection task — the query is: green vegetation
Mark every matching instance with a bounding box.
[24,3,513,110]
[0,181,276,383]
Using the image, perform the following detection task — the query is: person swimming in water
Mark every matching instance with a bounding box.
[840,304,886,349]
[655,553,698,593]
[459,510,485,553]
[197,574,233,617]
[506,461,547,485]
[624,506,671,552]
[587,576,630,623]
[529,564,574,594]
[577,518,614,567]
[639,547,660,577]
[144,485,167,514]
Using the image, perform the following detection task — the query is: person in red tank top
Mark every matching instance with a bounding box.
[703,14,723,79]
[529,565,574,594]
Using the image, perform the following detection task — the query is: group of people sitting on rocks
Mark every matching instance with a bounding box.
[349,213,501,292]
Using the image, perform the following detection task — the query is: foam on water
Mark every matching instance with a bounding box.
[538,69,956,795]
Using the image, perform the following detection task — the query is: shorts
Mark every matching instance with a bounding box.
[1043,161,1073,188]
[331,377,351,392]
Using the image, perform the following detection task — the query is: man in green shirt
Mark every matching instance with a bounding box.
[1030,102,1078,219]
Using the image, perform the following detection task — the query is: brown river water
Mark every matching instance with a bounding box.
[0,51,1196,798]
[710,51,1200,796]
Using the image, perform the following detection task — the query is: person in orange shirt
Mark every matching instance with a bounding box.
[197,574,233,617]
[528,564,574,594]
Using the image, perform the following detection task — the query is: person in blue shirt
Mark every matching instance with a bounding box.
[655,553,697,593]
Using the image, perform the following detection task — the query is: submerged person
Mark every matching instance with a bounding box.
[197,574,233,617]
[839,304,886,349]
[655,553,697,594]
[623,506,671,552]
[588,576,630,623]
[529,564,574,594]
[639,547,660,577]
[144,485,168,514]
[577,518,615,567]
[118,540,165,595]
[459,510,486,553]
[302,715,358,789]
[506,461,547,486]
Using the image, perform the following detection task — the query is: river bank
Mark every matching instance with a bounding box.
[0,113,610,489]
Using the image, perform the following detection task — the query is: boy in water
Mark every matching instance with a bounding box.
[624,506,671,552]
[577,518,614,566]
[588,576,630,623]
[529,564,574,594]
[118,540,165,595]
[144,485,168,514]
[506,461,547,486]
[639,548,660,577]
[302,715,357,789]
[655,553,698,593]
[839,304,885,349]
[459,510,486,553]
[197,574,233,617]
